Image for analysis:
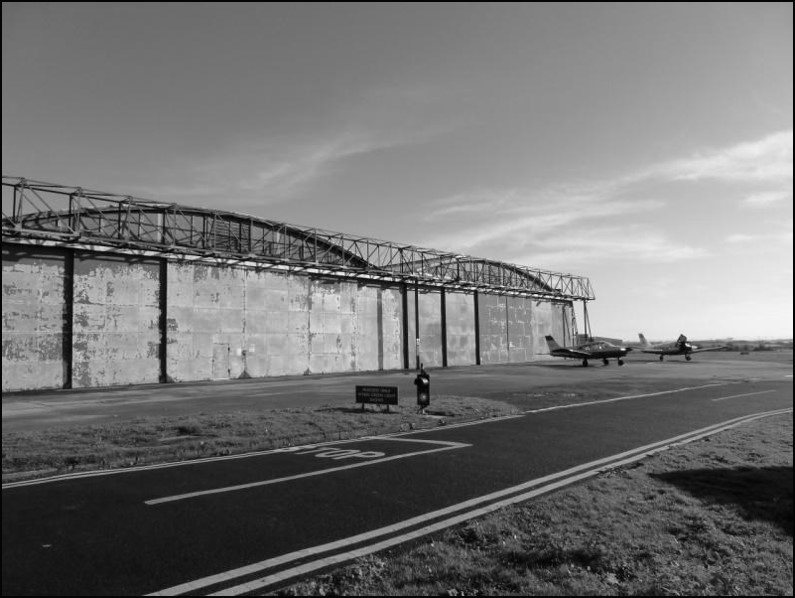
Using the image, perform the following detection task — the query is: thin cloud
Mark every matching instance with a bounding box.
[726,234,756,243]
[660,129,793,184]
[421,130,793,265]
[518,227,709,269]
[725,229,792,253]
[742,188,792,207]
[422,179,666,259]
[129,126,437,208]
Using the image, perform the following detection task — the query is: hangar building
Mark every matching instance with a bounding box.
[2,176,595,392]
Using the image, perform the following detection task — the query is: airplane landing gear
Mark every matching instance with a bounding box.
[659,355,664,361]
[603,358,609,366]
[582,359,589,367]
[618,359,624,366]
[685,355,692,361]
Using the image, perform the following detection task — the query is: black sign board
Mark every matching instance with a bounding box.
[356,385,399,406]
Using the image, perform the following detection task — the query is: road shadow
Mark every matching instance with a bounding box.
[530,362,591,370]
[650,465,793,536]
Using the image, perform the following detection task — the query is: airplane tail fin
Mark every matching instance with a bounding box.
[638,333,650,348]
[544,335,562,351]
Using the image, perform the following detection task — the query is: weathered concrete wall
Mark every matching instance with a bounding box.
[343,283,403,373]
[532,301,571,356]
[167,262,246,381]
[406,289,444,368]
[479,293,509,364]
[166,264,404,381]
[506,296,534,362]
[242,268,291,377]
[305,279,403,375]
[478,294,573,364]
[2,245,68,391]
[379,286,405,371]
[445,291,477,366]
[71,253,161,388]
[2,242,579,390]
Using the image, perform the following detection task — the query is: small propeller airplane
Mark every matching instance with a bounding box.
[637,333,726,361]
[544,335,632,367]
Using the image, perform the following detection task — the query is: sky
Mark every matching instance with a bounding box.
[2,2,792,342]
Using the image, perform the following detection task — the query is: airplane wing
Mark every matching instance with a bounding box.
[555,348,593,359]
[690,345,727,353]
[639,347,665,354]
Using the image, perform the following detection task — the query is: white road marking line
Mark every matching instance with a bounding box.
[219,410,795,597]
[145,439,469,505]
[711,390,776,402]
[147,407,792,596]
[354,437,473,446]
[524,383,726,413]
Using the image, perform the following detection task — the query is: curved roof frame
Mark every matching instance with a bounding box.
[2,176,595,301]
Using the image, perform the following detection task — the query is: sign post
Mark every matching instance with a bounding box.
[414,364,430,413]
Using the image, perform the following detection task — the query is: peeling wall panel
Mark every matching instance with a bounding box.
[166,263,246,381]
[445,291,477,366]
[407,290,443,368]
[380,287,404,371]
[507,296,534,362]
[2,245,67,391]
[71,253,161,388]
[478,293,508,364]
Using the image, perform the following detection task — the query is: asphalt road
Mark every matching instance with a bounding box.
[2,351,789,431]
[2,352,792,595]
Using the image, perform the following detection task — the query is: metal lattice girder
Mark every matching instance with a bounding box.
[2,176,595,300]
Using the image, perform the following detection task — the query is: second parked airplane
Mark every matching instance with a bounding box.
[638,333,726,361]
